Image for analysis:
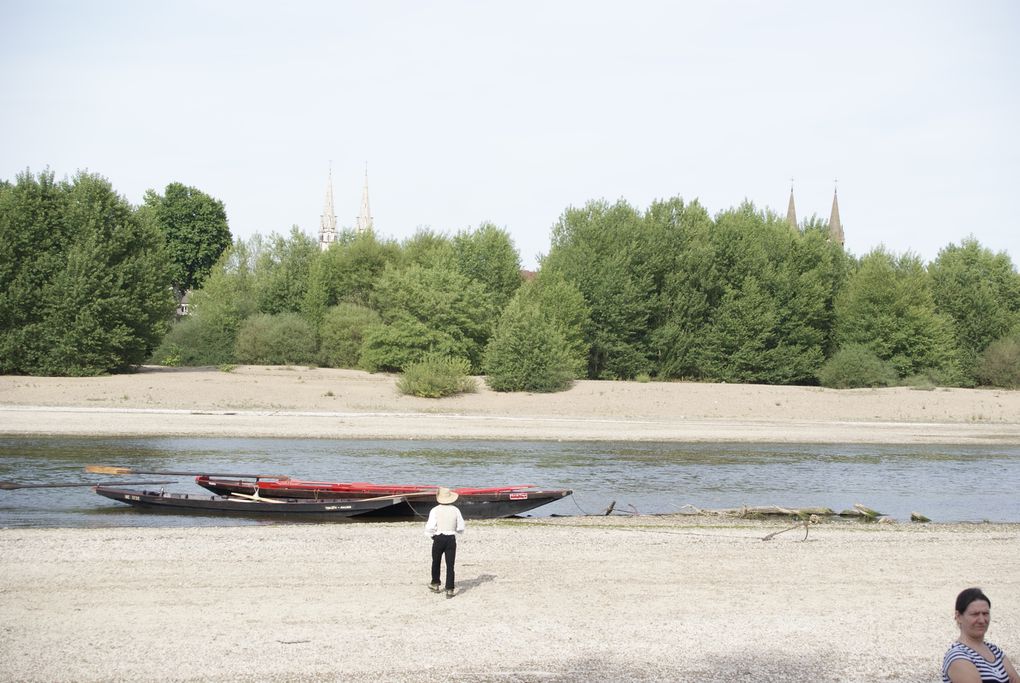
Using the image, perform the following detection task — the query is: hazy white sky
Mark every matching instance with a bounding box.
[2,1,1018,270]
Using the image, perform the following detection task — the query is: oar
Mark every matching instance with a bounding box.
[86,465,290,480]
[228,492,285,504]
[358,491,440,502]
[0,480,175,490]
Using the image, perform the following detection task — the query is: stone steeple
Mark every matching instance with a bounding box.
[786,181,797,229]
[319,166,338,251]
[828,185,844,246]
[355,165,373,233]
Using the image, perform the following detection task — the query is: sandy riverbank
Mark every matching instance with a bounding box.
[2,365,1020,443]
[2,367,1020,681]
[1,516,1018,682]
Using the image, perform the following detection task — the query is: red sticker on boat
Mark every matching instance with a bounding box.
[509,493,528,500]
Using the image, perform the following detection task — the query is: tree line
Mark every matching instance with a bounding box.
[2,169,1019,390]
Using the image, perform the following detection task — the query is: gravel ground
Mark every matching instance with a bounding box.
[2,516,1018,682]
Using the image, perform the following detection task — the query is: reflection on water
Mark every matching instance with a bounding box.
[1,437,1019,527]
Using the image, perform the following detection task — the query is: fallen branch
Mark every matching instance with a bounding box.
[762,515,817,542]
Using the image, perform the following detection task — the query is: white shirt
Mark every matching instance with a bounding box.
[425,504,465,536]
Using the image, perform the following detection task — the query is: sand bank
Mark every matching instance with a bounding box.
[2,365,1019,443]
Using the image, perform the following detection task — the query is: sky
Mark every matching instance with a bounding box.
[2,1,1018,271]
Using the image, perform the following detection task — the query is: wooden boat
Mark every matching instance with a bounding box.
[92,485,405,518]
[194,476,573,519]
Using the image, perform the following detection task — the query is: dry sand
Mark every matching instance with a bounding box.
[1,366,1019,682]
[2,364,1020,443]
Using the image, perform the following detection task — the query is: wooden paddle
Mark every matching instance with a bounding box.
[228,492,286,504]
[86,465,290,480]
[0,480,174,490]
[357,491,440,502]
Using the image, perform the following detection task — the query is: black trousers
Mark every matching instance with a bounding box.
[430,534,457,589]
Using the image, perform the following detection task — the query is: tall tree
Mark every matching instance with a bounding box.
[453,222,522,310]
[834,248,960,381]
[928,237,1020,382]
[0,170,175,375]
[360,264,496,372]
[253,226,318,315]
[142,182,232,298]
[542,199,655,379]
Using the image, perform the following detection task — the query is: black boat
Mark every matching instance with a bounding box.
[93,486,404,518]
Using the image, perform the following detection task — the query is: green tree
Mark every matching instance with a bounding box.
[400,229,456,269]
[142,182,231,298]
[161,239,258,365]
[928,237,1020,382]
[483,295,575,392]
[253,227,318,315]
[453,222,522,310]
[833,248,960,381]
[542,199,655,379]
[318,303,381,368]
[303,230,400,326]
[654,203,838,383]
[0,170,175,375]
[513,273,590,377]
[360,265,496,372]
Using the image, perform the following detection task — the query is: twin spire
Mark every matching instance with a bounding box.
[785,181,844,246]
[319,165,373,251]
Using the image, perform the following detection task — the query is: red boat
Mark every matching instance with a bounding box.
[194,476,572,519]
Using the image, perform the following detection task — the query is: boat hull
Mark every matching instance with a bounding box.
[93,486,403,518]
[195,477,573,519]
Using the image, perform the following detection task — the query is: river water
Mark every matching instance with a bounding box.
[1,437,1018,527]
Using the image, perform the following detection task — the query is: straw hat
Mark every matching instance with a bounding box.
[436,487,459,504]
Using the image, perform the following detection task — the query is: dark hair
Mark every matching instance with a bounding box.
[955,587,991,614]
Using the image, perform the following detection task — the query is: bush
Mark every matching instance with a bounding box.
[150,315,236,366]
[396,354,477,398]
[976,333,1020,388]
[483,300,575,393]
[318,303,381,368]
[817,344,898,389]
[234,313,317,365]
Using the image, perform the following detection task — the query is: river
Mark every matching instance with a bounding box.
[1,436,1018,527]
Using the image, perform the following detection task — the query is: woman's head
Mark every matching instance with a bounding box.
[955,587,992,641]
[955,587,990,615]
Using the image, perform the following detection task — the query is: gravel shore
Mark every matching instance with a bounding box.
[2,366,1019,681]
[2,516,1018,682]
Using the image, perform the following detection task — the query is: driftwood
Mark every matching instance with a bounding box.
[675,504,834,519]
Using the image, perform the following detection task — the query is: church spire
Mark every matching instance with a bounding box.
[356,165,373,233]
[786,179,797,229]
[828,183,844,246]
[319,165,338,251]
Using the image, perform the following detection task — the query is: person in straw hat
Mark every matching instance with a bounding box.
[425,487,465,598]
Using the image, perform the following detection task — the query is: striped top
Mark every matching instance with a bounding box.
[942,641,1010,683]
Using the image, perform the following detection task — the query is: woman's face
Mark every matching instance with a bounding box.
[957,599,991,641]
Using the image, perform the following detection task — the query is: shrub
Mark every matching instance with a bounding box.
[976,333,1020,388]
[483,300,575,393]
[150,315,236,366]
[234,313,317,365]
[397,354,477,398]
[817,344,898,389]
[318,303,381,368]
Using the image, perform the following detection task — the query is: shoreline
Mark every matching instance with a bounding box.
[2,365,1020,444]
